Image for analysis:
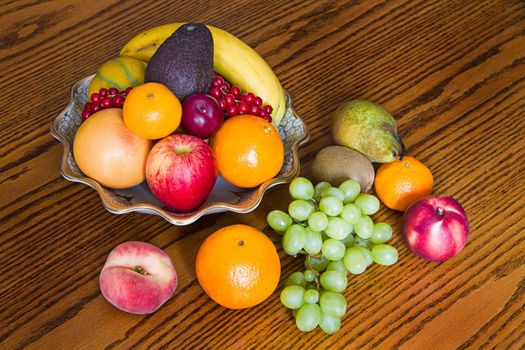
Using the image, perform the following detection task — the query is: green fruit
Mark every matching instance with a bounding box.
[145,23,213,101]
[311,146,374,192]
[331,100,403,163]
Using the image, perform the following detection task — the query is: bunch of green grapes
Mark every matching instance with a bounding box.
[267,177,398,334]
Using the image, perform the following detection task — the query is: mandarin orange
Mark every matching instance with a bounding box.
[374,156,434,211]
[123,82,181,139]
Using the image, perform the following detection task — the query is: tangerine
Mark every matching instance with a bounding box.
[73,108,153,189]
[122,82,182,139]
[374,156,434,211]
[195,224,281,309]
[212,115,284,188]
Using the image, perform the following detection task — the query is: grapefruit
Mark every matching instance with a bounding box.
[73,108,153,189]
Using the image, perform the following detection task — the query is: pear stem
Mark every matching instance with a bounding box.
[397,135,406,160]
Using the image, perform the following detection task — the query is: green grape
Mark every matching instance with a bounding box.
[321,239,346,261]
[308,211,328,232]
[289,177,315,200]
[354,245,373,266]
[354,194,380,215]
[354,215,374,239]
[304,289,319,304]
[314,181,332,201]
[371,222,393,244]
[341,233,355,247]
[353,235,371,248]
[288,199,315,222]
[343,247,368,274]
[307,256,330,272]
[295,303,321,332]
[326,260,347,272]
[338,179,361,203]
[304,269,316,282]
[283,224,306,255]
[319,291,347,318]
[371,244,398,266]
[267,210,292,233]
[280,285,305,309]
[319,196,343,216]
[340,203,361,224]
[322,187,344,202]
[325,216,351,240]
[319,312,341,334]
[320,270,348,292]
[285,272,307,288]
[304,227,323,255]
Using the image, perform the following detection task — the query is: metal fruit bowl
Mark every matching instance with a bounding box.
[50,75,310,225]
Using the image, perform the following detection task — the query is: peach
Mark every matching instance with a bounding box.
[99,241,177,314]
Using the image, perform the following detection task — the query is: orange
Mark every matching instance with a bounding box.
[212,115,284,188]
[122,82,182,139]
[374,156,434,211]
[196,224,281,309]
[73,108,153,189]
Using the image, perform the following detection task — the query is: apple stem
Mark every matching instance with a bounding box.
[436,207,444,216]
[134,266,148,275]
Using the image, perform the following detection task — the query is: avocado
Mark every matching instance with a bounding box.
[145,23,213,101]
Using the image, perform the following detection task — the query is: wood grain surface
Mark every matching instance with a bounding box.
[1,0,524,349]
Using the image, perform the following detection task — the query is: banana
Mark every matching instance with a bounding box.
[120,23,287,127]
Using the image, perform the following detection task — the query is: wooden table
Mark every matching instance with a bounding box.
[2,0,524,349]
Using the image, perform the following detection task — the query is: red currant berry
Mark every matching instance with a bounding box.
[108,87,119,96]
[99,88,108,97]
[217,98,226,109]
[210,86,222,98]
[220,82,230,92]
[259,109,269,119]
[90,93,101,104]
[250,104,259,114]
[237,102,249,114]
[227,105,238,117]
[112,95,125,107]
[212,76,224,86]
[84,102,94,111]
[125,87,133,95]
[224,94,236,107]
[263,115,272,123]
[92,105,101,113]
[265,105,273,115]
[243,93,255,104]
[101,97,113,108]
[230,86,241,97]
[254,96,263,107]
[81,110,91,121]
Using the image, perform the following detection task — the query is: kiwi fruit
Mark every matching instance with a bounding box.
[311,146,374,192]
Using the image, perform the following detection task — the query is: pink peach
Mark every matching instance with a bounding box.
[99,241,178,314]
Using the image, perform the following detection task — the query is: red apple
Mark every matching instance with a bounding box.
[99,241,178,314]
[402,195,469,262]
[146,133,218,212]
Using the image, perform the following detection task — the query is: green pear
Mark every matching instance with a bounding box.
[331,100,403,163]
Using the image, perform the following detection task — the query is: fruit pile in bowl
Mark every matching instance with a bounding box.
[51,23,309,225]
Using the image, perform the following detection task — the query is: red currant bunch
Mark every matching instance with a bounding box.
[82,86,133,122]
[208,75,273,123]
